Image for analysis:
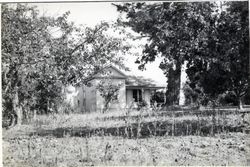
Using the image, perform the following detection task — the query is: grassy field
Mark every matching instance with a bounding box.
[3,108,250,166]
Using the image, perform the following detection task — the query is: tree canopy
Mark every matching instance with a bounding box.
[2,4,130,126]
[114,1,249,107]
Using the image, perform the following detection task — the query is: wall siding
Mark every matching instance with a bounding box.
[126,89,134,108]
[144,89,151,106]
[85,80,97,112]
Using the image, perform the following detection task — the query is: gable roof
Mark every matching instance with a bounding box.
[94,65,127,78]
[81,65,165,89]
[125,75,165,89]
[106,65,127,78]
[83,65,127,83]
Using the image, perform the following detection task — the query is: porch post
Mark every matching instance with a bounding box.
[141,88,144,101]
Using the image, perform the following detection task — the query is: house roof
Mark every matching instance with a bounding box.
[104,65,127,78]
[83,65,165,89]
[83,65,127,82]
[125,75,166,89]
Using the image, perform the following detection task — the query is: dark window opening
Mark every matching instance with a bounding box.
[133,89,142,102]
[133,90,137,101]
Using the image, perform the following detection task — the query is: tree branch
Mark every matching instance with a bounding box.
[69,25,105,56]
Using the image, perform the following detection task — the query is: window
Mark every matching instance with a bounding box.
[133,89,142,102]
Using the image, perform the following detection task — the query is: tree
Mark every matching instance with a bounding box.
[185,1,249,109]
[114,2,218,105]
[96,79,122,112]
[2,4,130,126]
[224,1,249,108]
[114,2,249,108]
[2,4,59,126]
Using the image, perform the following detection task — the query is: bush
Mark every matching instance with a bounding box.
[137,100,148,110]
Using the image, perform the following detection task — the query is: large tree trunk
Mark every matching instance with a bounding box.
[179,62,187,106]
[165,62,181,106]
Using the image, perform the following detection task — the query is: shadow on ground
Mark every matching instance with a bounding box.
[30,119,246,138]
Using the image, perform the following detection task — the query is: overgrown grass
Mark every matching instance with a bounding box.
[3,107,250,166]
[30,108,248,128]
[25,107,249,138]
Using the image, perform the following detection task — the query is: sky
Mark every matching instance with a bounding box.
[35,2,168,86]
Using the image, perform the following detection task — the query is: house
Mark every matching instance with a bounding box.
[64,66,166,112]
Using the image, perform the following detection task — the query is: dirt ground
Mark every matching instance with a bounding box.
[3,132,250,166]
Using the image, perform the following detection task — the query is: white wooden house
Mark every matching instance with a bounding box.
[65,66,166,112]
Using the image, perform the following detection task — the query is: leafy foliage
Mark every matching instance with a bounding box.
[151,91,165,104]
[115,2,249,107]
[96,79,123,112]
[2,4,130,126]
